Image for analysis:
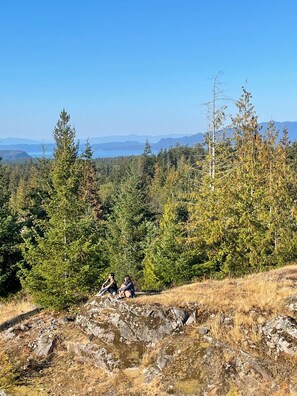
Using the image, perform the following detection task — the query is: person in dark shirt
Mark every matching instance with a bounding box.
[118,275,135,298]
[97,273,118,296]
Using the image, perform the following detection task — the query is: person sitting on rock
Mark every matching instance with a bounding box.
[118,275,135,299]
[96,273,118,296]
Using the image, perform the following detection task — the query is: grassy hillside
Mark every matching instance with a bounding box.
[137,264,297,311]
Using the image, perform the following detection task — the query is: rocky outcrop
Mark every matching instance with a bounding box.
[76,296,195,345]
[74,295,197,370]
[2,285,297,395]
[142,333,277,396]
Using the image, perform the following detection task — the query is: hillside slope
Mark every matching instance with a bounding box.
[1,265,297,395]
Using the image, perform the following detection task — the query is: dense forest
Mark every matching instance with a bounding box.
[1,89,297,310]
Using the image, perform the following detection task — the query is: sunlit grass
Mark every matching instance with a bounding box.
[0,295,36,324]
[135,263,297,315]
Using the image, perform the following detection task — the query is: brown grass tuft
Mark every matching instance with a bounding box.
[0,295,36,324]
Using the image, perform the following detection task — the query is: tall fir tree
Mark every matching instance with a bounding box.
[21,111,105,309]
[79,141,102,221]
[139,140,156,182]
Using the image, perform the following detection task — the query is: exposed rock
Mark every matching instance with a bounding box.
[72,296,197,371]
[2,327,16,340]
[143,366,160,383]
[223,317,233,325]
[198,327,210,335]
[33,334,56,359]
[66,341,120,371]
[20,323,29,331]
[156,354,170,370]
[185,309,198,325]
[262,316,297,356]
[143,331,276,396]
[76,296,195,347]
[286,295,297,313]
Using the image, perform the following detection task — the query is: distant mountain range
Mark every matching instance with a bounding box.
[0,133,188,146]
[0,134,206,159]
[259,121,297,137]
[1,121,296,160]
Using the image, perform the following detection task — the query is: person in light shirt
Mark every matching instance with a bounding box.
[118,275,135,298]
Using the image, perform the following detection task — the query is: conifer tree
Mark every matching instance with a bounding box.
[258,124,297,265]
[79,141,102,221]
[0,158,21,296]
[106,163,152,283]
[10,155,51,244]
[186,80,233,276]
[143,197,190,289]
[187,89,297,276]
[140,140,156,181]
[221,90,297,273]
[21,111,105,309]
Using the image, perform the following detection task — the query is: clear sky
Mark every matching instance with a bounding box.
[0,0,297,140]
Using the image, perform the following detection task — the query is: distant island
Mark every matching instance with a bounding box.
[0,150,31,161]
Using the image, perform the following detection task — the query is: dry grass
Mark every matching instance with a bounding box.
[135,264,297,316]
[174,379,202,395]
[134,264,297,353]
[0,295,36,324]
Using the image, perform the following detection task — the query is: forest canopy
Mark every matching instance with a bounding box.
[1,90,297,310]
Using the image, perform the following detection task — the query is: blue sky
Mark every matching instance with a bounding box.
[0,0,297,140]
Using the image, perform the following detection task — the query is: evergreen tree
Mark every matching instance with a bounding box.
[139,140,156,181]
[11,155,51,244]
[143,197,190,289]
[221,91,297,272]
[106,163,152,284]
[186,80,233,276]
[187,89,297,276]
[21,111,105,309]
[0,158,22,296]
[79,141,102,221]
[258,125,297,265]
[287,141,297,173]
